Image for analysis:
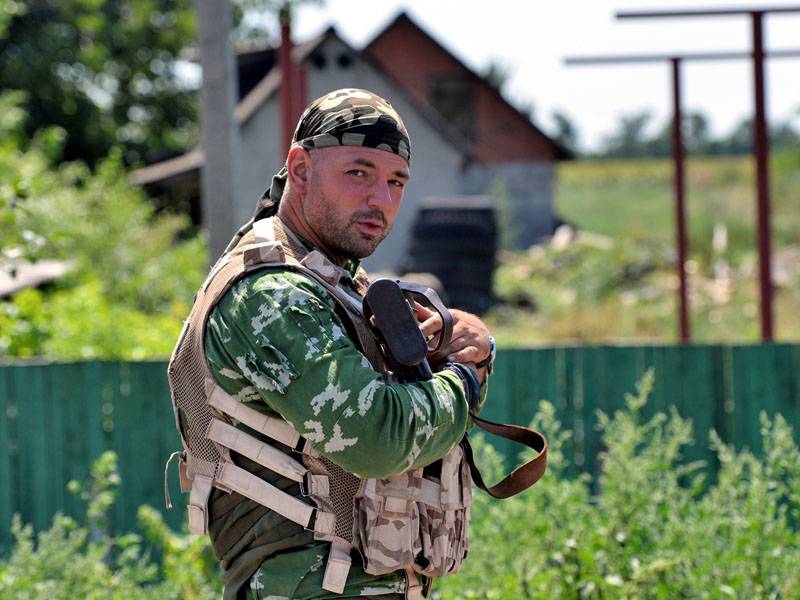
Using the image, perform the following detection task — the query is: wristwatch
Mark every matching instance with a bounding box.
[475,336,496,375]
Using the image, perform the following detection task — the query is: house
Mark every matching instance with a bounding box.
[132,12,567,272]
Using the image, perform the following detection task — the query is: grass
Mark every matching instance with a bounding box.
[556,154,800,261]
[484,152,800,345]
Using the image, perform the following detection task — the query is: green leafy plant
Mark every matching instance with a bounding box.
[0,91,206,360]
[0,451,220,599]
[435,371,800,599]
[2,374,798,598]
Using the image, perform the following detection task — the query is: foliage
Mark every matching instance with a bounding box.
[435,372,800,599]
[0,0,199,166]
[597,110,800,158]
[0,92,206,360]
[551,110,579,157]
[3,374,798,597]
[0,451,220,599]
[0,0,318,166]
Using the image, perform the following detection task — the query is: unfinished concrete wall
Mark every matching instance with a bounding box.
[461,161,556,249]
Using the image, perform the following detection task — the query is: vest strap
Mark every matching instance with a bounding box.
[187,474,213,535]
[253,217,277,243]
[302,473,329,498]
[178,454,193,492]
[206,382,301,449]
[207,419,306,483]
[216,461,316,527]
[405,569,423,600]
[322,538,353,594]
[419,478,441,509]
[242,241,285,270]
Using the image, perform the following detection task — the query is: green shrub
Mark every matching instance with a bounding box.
[2,373,798,598]
[0,451,220,599]
[435,371,800,599]
[0,91,206,360]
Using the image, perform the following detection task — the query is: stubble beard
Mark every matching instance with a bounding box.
[318,202,388,260]
[306,185,388,260]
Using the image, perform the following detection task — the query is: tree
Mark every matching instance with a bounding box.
[481,59,512,93]
[601,111,653,158]
[0,0,306,168]
[683,111,711,154]
[0,92,206,359]
[551,110,579,156]
[0,0,200,166]
[769,119,799,152]
[717,118,753,155]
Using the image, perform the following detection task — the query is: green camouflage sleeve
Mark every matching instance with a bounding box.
[205,269,471,478]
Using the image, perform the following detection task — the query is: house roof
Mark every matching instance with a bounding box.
[131,31,328,186]
[364,12,571,160]
[132,25,480,187]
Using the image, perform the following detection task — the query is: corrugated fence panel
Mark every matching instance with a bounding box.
[1,344,799,555]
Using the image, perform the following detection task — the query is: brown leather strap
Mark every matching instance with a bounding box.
[462,412,548,499]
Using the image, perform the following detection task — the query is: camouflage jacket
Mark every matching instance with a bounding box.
[204,257,476,599]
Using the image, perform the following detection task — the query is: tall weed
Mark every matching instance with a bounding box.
[0,451,220,599]
[436,371,800,599]
[2,373,798,598]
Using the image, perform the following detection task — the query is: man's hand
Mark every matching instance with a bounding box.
[416,305,492,379]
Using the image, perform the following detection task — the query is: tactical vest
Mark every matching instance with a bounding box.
[166,217,472,599]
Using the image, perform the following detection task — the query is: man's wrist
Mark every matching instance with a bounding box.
[445,362,481,412]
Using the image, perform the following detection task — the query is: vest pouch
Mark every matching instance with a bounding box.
[355,471,423,575]
[415,444,471,577]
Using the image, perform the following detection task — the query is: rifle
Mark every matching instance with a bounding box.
[362,278,547,498]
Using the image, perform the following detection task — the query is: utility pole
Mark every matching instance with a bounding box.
[278,3,307,156]
[196,0,241,264]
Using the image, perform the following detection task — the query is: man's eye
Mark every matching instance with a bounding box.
[348,169,366,177]
[389,179,405,189]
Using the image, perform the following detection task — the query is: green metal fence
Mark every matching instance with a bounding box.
[1,344,798,554]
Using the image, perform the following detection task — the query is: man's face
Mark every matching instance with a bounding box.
[303,146,410,260]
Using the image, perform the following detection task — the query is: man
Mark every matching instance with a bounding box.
[168,89,494,600]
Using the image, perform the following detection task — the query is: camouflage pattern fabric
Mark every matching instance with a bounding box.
[204,262,470,599]
[256,88,411,220]
[355,445,471,578]
[245,544,407,600]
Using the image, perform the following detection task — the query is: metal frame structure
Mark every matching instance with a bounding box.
[616,6,800,341]
[566,48,800,342]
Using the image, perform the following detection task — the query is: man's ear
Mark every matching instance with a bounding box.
[286,146,312,195]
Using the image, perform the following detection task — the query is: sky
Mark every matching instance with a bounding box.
[284,0,800,151]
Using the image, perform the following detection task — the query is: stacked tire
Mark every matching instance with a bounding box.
[404,205,496,314]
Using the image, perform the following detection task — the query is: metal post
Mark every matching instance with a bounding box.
[294,56,308,124]
[279,13,294,156]
[196,0,240,263]
[752,11,773,340]
[671,58,690,342]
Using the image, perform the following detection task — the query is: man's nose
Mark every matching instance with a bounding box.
[366,179,393,208]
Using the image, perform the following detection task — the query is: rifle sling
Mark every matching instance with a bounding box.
[462,412,548,499]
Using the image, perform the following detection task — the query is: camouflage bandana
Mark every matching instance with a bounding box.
[254,88,411,220]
